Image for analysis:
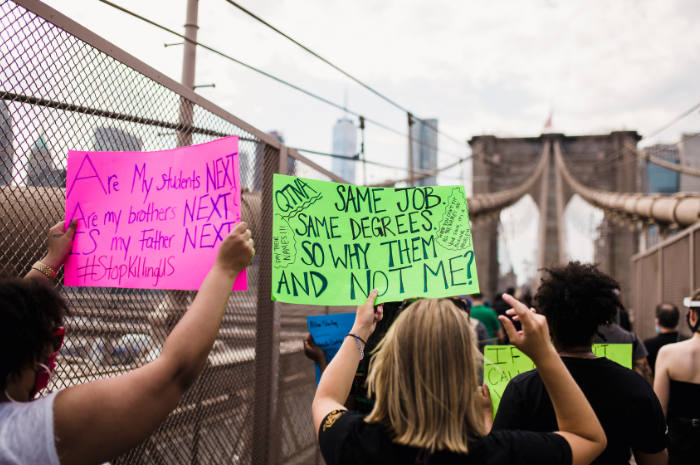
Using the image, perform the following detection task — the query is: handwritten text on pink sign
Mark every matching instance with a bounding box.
[64,136,246,290]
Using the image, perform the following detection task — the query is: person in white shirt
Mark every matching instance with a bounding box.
[0,220,254,465]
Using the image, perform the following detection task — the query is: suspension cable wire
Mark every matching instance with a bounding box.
[221,0,468,150]
[644,101,700,141]
[96,0,463,160]
[292,147,471,180]
[564,131,700,176]
[595,100,700,175]
[555,99,700,176]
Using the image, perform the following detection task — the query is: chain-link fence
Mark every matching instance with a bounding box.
[0,1,349,463]
[631,222,700,342]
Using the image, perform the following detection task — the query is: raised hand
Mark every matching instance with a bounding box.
[498,294,554,364]
[303,334,327,365]
[213,222,255,278]
[351,290,383,341]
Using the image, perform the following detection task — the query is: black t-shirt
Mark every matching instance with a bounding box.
[319,409,572,465]
[492,357,669,465]
[644,332,688,375]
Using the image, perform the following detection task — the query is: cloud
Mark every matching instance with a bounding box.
[41,0,700,170]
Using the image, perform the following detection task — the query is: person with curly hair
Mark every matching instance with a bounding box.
[653,289,700,464]
[492,261,669,465]
[0,219,255,465]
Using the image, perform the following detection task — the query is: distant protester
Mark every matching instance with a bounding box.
[469,293,504,344]
[0,220,255,465]
[493,261,668,465]
[313,292,607,465]
[594,320,653,384]
[654,290,700,464]
[644,303,688,375]
[645,303,689,376]
[493,287,517,343]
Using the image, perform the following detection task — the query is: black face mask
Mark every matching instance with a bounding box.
[686,310,700,333]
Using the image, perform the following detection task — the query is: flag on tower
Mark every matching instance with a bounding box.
[544,112,552,130]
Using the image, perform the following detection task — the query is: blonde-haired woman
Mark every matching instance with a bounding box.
[313,291,607,465]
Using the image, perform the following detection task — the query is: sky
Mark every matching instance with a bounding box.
[37,0,700,284]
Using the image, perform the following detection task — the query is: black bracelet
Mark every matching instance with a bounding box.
[346,333,366,345]
[346,333,366,360]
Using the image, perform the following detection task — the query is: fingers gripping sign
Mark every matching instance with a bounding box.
[352,290,383,341]
[43,219,78,271]
[214,222,255,277]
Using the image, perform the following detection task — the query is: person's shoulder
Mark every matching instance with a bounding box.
[320,409,362,434]
[658,338,693,356]
[643,335,662,346]
[0,392,60,465]
[595,358,657,393]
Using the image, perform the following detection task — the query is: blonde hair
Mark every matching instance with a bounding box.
[365,298,485,454]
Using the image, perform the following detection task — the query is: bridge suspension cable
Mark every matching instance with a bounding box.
[554,141,699,228]
[221,0,469,151]
[96,0,464,161]
[466,143,549,217]
[607,99,700,177]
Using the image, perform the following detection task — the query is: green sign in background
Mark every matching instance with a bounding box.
[484,344,633,413]
[271,174,479,305]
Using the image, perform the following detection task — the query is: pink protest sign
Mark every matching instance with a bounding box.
[64,136,246,291]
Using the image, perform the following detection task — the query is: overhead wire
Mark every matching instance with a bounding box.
[96,0,464,160]
[292,147,471,182]
[644,101,700,141]
[586,100,700,175]
[221,0,468,150]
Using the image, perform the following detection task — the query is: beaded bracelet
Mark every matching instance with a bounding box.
[32,261,57,279]
[346,333,366,360]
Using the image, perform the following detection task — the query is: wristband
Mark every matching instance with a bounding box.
[346,333,366,360]
[32,261,57,279]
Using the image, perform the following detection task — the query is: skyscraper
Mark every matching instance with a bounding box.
[680,133,700,192]
[25,131,65,187]
[93,126,143,152]
[642,144,679,194]
[332,118,357,183]
[411,118,438,187]
[0,101,14,185]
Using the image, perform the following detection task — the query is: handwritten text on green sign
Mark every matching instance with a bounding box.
[484,344,633,413]
[271,174,479,305]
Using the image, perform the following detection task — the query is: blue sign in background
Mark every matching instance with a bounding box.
[307,313,355,385]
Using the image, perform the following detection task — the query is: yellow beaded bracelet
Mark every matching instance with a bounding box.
[32,261,57,279]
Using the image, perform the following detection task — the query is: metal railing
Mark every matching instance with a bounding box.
[630,221,700,342]
[0,1,351,464]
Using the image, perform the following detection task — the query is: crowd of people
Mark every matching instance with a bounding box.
[1,221,699,465]
[306,262,700,465]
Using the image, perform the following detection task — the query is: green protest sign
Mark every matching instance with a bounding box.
[484,344,633,413]
[271,174,479,305]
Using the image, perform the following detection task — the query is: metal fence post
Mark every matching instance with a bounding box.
[252,143,283,465]
[659,246,664,303]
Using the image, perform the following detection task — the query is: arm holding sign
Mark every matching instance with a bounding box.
[24,220,77,281]
[52,222,255,465]
[312,290,383,436]
[500,294,607,465]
